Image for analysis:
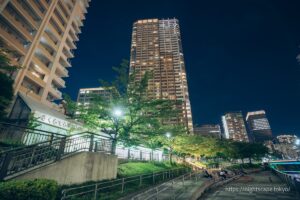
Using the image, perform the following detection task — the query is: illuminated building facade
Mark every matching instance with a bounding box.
[246,110,272,142]
[77,87,114,106]
[129,18,193,132]
[0,0,90,111]
[222,112,249,142]
[193,124,221,138]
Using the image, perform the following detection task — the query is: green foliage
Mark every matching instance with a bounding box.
[0,179,58,200]
[227,163,261,170]
[66,59,182,153]
[27,113,41,129]
[117,162,181,177]
[0,46,19,120]
[230,141,268,162]
[0,72,13,120]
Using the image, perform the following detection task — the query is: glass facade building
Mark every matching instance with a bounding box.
[129,18,193,132]
[246,110,272,142]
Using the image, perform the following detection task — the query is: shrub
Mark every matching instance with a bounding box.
[0,179,58,200]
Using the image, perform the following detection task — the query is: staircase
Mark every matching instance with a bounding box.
[0,122,112,180]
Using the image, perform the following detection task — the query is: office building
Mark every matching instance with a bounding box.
[193,124,221,138]
[0,0,90,111]
[222,112,249,142]
[246,110,272,142]
[129,18,193,132]
[77,87,114,106]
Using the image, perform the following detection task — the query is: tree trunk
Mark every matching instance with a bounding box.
[111,139,117,155]
[169,152,172,164]
[241,158,244,164]
[249,157,252,164]
[151,149,154,161]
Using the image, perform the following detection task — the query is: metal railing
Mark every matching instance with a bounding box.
[0,131,112,180]
[131,171,202,200]
[61,168,189,200]
[0,122,65,146]
[271,168,300,192]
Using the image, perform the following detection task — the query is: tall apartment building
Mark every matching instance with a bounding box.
[193,124,221,138]
[246,110,272,142]
[222,112,249,142]
[0,0,90,111]
[129,18,193,132]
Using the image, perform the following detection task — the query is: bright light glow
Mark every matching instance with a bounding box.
[296,139,300,146]
[113,108,123,118]
[166,132,171,138]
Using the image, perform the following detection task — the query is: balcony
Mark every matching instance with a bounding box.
[1,9,34,42]
[52,14,65,33]
[32,56,51,74]
[56,62,69,77]
[43,33,58,50]
[39,0,49,10]
[48,86,62,99]
[0,27,27,55]
[10,1,38,29]
[55,4,68,23]
[48,22,62,40]
[53,76,65,88]
[25,71,46,88]
[38,44,54,61]
[27,0,44,18]
[19,85,42,101]
[60,53,71,67]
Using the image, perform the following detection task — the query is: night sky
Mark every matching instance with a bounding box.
[63,0,300,137]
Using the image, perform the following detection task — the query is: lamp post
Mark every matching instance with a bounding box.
[110,107,124,154]
[166,132,173,164]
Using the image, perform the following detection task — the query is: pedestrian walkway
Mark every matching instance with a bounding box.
[201,170,298,200]
[126,172,208,200]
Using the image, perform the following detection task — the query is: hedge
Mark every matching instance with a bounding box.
[0,179,58,200]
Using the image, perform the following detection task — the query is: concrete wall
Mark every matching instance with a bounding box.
[15,152,118,185]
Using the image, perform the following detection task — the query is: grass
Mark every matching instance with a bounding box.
[60,162,189,200]
[117,161,182,177]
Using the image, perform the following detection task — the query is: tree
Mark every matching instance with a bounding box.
[66,60,181,154]
[0,45,19,120]
[230,141,268,164]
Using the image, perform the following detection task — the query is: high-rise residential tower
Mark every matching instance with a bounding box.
[222,112,249,142]
[129,18,193,132]
[0,0,90,111]
[246,110,272,142]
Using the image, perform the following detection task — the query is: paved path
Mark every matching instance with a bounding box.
[201,171,298,200]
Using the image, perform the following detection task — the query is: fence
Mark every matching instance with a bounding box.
[0,132,112,180]
[131,171,203,200]
[61,168,189,200]
[271,168,300,192]
[0,122,65,146]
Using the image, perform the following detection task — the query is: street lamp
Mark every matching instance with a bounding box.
[166,132,171,138]
[112,108,123,118]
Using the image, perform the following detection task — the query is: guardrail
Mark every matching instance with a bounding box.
[271,168,300,192]
[0,132,112,180]
[0,122,66,146]
[61,168,189,200]
[131,171,203,200]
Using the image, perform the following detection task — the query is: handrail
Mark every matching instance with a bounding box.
[61,168,189,200]
[271,167,300,192]
[0,122,66,137]
[0,131,112,180]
